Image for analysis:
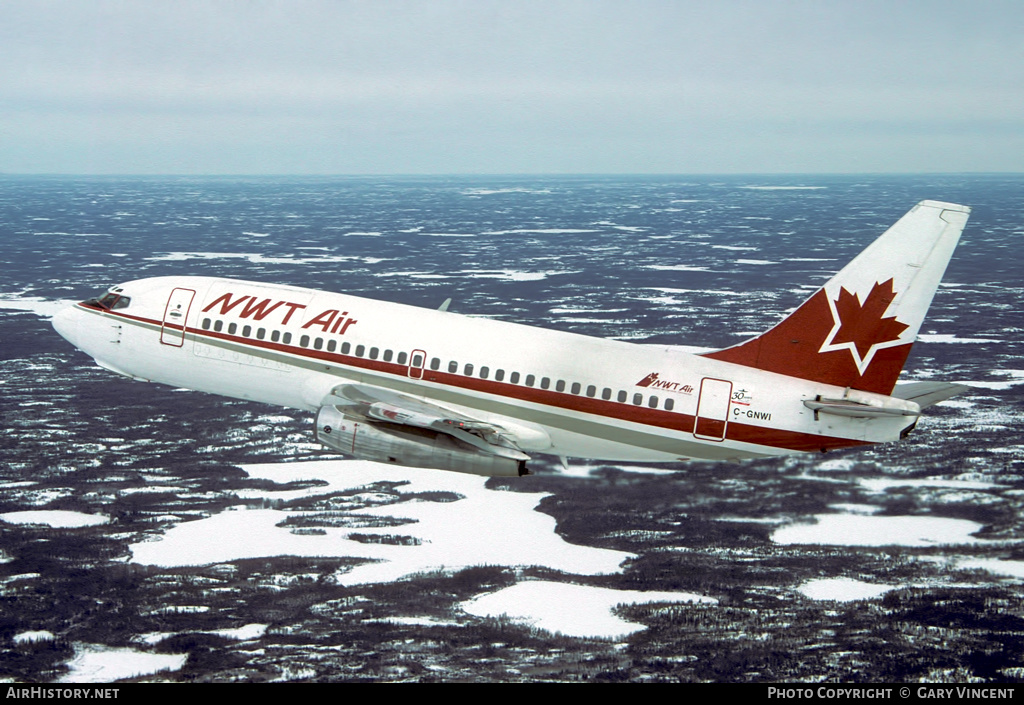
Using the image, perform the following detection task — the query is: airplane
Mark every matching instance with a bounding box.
[52,200,971,477]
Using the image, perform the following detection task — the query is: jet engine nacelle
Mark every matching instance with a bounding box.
[315,405,528,477]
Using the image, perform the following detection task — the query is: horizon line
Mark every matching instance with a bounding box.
[1,171,1022,178]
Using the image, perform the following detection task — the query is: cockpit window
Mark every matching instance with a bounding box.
[92,292,131,310]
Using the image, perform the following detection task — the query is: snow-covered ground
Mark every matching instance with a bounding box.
[126,460,718,637]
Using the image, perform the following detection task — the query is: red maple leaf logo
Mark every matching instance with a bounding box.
[636,372,659,387]
[820,278,909,371]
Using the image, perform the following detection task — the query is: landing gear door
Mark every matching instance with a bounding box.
[161,288,195,347]
[694,377,732,441]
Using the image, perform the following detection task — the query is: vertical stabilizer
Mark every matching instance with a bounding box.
[703,200,970,394]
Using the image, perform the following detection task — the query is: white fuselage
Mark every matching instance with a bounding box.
[53,276,916,464]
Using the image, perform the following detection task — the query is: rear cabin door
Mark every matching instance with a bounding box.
[160,288,195,347]
[408,349,427,379]
[693,377,732,441]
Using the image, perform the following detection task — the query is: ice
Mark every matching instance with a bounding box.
[773,514,987,547]
[0,295,75,319]
[858,477,1005,492]
[461,581,716,639]
[459,269,573,282]
[0,510,109,528]
[917,334,1000,344]
[144,252,383,266]
[129,460,635,585]
[462,188,553,196]
[481,229,599,235]
[797,578,894,602]
[957,558,1024,580]
[57,644,188,683]
[739,186,827,190]
[643,264,711,272]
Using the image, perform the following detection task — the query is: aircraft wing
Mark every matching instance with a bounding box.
[320,382,530,463]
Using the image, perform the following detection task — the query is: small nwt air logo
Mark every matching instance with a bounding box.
[635,372,694,394]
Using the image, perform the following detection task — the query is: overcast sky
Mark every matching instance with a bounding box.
[2,0,1022,174]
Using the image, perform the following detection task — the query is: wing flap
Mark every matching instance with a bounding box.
[324,383,529,460]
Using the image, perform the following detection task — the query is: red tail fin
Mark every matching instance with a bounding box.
[702,283,912,394]
[702,201,970,395]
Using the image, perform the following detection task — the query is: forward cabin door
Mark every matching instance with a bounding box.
[160,288,196,347]
[693,377,732,441]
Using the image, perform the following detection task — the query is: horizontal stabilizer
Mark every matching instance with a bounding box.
[803,386,921,418]
[892,381,969,408]
[804,398,921,418]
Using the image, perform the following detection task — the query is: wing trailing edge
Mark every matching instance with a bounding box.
[314,383,532,476]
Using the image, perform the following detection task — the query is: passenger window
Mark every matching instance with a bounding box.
[495,369,505,381]
[300,335,310,347]
[602,388,611,400]
[633,393,643,405]
[271,330,280,343]
[464,363,474,376]
[201,318,211,330]
[397,351,407,364]
[257,328,265,340]
[448,361,458,373]
[648,396,659,408]
[242,325,252,337]
[665,398,674,411]
[586,385,596,397]
[214,320,223,332]
[525,374,535,387]
[617,390,627,403]
[342,342,351,355]
[314,338,323,350]
[480,366,489,379]
[430,357,440,370]
[412,353,423,367]
[571,382,581,394]
[556,380,565,392]
[327,340,336,352]
[356,345,365,357]
[283,332,292,344]
[228,323,237,335]
[369,347,379,359]
[510,372,520,384]
[383,349,393,362]
[541,377,550,389]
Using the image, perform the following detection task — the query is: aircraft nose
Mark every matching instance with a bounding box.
[52,305,81,346]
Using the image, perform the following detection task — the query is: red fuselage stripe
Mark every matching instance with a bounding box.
[83,303,869,453]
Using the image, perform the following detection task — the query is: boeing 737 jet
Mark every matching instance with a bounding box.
[52,200,971,477]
